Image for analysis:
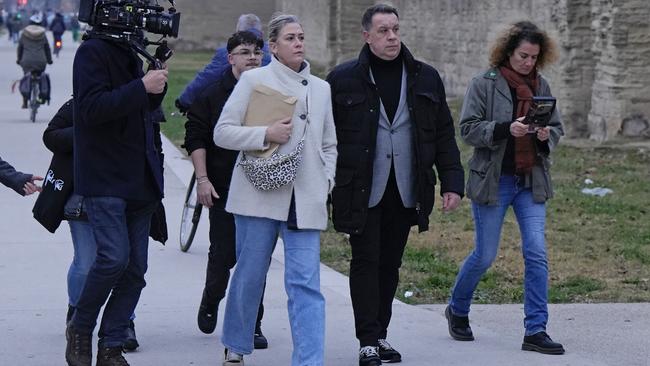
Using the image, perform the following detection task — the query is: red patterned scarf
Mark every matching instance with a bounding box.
[499,65,539,175]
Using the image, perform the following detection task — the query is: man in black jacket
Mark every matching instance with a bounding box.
[326,4,465,366]
[183,31,269,349]
[65,30,168,366]
[0,155,42,196]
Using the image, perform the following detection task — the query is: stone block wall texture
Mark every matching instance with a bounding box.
[275,0,650,140]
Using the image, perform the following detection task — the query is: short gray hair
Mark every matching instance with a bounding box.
[267,13,301,43]
[236,14,262,32]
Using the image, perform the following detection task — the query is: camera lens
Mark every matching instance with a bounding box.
[145,12,180,38]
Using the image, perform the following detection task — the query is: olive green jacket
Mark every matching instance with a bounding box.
[459,68,564,205]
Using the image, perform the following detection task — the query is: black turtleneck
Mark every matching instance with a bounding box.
[369,49,403,123]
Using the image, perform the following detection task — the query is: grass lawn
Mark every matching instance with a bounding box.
[162,51,650,305]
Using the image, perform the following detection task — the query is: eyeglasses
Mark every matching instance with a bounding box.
[230,49,264,57]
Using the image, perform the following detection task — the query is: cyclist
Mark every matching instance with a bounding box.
[49,12,66,55]
[16,14,52,109]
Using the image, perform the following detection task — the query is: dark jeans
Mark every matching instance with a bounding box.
[349,174,415,347]
[71,196,157,348]
[204,196,264,326]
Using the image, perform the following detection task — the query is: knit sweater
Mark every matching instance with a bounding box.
[214,57,337,230]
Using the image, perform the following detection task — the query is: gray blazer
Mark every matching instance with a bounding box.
[0,156,31,196]
[459,68,564,205]
[368,65,415,208]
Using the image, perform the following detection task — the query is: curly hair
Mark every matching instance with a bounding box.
[488,21,559,70]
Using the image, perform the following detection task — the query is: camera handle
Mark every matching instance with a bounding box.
[130,39,173,71]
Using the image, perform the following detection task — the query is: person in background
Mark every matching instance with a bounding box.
[16,13,52,108]
[214,13,337,366]
[446,20,565,355]
[327,4,464,365]
[175,13,271,113]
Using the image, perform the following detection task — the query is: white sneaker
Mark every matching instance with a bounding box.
[223,349,244,366]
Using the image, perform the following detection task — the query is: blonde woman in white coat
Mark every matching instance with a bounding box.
[213,14,337,366]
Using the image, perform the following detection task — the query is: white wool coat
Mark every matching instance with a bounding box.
[214,57,337,230]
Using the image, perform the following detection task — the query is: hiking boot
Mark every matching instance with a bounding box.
[65,324,92,366]
[359,346,382,366]
[378,339,401,363]
[223,349,244,365]
[254,323,268,349]
[197,294,218,334]
[445,305,474,341]
[96,346,129,366]
[122,320,139,352]
[522,331,565,355]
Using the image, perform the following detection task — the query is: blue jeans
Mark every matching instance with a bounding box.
[222,215,325,366]
[67,221,97,307]
[71,197,156,348]
[449,175,548,336]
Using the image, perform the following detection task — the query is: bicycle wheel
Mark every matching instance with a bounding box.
[179,172,203,252]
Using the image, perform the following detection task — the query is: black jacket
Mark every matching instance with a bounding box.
[42,98,168,243]
[326,44,464,234]
[183,68,239,197]
[73,38,165,201]
[0,156,31,196]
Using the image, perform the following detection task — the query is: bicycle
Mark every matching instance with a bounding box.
[28,71,42,123]
[179,172,203,252]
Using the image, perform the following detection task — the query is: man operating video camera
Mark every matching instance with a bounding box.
[65,1,180,366]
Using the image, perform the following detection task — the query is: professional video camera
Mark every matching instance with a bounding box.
[79,0,181,69]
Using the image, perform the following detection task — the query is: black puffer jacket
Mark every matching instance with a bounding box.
[326,43,465,234]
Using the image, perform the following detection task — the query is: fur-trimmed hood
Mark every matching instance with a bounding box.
[22,25,47,41]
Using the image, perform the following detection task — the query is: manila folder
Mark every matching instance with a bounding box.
[244,84,298,158]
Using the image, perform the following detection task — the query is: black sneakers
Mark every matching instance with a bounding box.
[445,305,475,341]
[522,331,565,355]
[97,346,130,366]
[197,296,218,334]
[65,324,92,366]
[359,346,382,366]
[377,339,401,363]
[254,323,268,349]
[122,320,139,352]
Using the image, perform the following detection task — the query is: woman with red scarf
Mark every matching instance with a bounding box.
[446,21,565,355]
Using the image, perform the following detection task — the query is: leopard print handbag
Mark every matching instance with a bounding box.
[238,138,305,191]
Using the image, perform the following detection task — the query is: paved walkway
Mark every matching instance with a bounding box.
[0,33,648,366]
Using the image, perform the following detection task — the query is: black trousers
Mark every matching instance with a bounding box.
[204,195,264,326]
[349,172,415,347]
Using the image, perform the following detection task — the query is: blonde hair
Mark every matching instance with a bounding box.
[488,21,559,70]
[267,13,301,43]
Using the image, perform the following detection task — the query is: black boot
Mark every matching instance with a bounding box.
[445,305,474,341]
[254,322,268,349]
[21,98,27,109]
[65,324,92,366]
[96,346,130,366]
[197,291,218,334]
[122,320,139,352]
[522,331,565,355]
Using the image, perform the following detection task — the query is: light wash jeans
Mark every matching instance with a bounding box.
[67,220,97,307]
[449,175,549,336]
[222,215,325,366]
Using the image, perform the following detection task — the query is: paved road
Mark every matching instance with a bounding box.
[0,32,648,366]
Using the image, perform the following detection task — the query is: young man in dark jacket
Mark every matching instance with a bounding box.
[326,4,465,366]
[65,28,168,366]
[0,155,41,196]
[183,30,269,349]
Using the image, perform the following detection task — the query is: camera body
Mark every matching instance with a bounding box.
[79,0,180,38]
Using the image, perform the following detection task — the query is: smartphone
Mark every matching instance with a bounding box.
[524,96,556,133]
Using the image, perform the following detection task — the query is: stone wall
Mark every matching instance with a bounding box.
[276,0,650,140]
[171,0,276,51]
